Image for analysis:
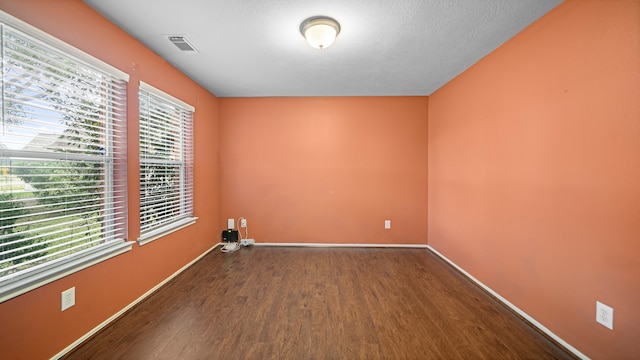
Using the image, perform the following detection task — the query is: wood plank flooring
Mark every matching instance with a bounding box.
[65,247,575,359]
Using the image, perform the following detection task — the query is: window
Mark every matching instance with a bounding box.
[138,82,195,245]
[0,13,131,302]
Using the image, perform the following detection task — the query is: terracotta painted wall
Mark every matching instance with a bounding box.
[428,0,640,358]
[219,97,428,245]
[0,1,219,358]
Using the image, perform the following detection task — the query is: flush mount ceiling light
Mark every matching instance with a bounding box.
[300,16,341,50]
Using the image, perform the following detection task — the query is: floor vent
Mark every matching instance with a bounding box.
[168,36,198,52]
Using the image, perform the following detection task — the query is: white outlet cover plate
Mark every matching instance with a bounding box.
[240,219,247,228]
[596,301,614,330]
[61,287,76,311]
[384,220,391,229]
[227,218,234,229]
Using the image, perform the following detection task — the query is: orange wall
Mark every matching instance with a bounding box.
[428,0,640,358]
[219,97,428,245]
[0,1,219,358]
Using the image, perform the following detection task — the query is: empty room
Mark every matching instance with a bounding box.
[0,0,637,359]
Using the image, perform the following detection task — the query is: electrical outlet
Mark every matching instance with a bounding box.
[241,238,255,246]
[227,218,234,229]
[61,287,75,311]
[596,301,614,330]
[384,220,391,229]
[240,218,247,228]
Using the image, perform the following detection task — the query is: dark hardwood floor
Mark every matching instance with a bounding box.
[65,247,575,359]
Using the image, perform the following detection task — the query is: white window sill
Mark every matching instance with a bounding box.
[137,217,198,246]
[0,240,134,303]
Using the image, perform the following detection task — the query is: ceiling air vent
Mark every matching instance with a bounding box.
[168,36,198,52]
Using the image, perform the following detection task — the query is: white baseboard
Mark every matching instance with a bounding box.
[256,242,429,248]
[426,245,588,360]
[51,243,223,360]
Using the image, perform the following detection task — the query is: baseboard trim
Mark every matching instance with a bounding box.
[255,242,429,248]
[51,243,223,360]
[426,245,588,360]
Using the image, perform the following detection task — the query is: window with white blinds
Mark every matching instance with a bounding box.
[0,13,132,302]
[138,82,195,245]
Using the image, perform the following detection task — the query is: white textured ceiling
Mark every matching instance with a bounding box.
[83,0,562,98]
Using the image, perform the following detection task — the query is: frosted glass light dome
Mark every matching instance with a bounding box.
[300,16,341,50]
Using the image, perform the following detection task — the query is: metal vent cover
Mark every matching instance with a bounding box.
[168,36,198,52]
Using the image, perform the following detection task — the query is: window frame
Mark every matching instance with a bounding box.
[137,82,196,246]
[0,11,133,303]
